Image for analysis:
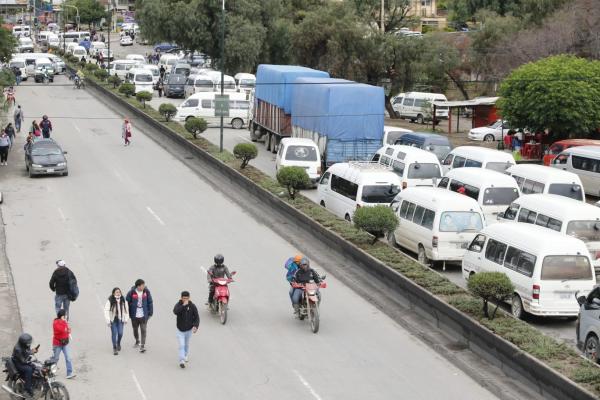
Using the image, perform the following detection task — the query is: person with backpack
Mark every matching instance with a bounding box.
[40,115,52,139]
[104,287,129,355]
[285,255,303,306]
[13,105,24,133]
[29,120,41,140]
[52,309,76,379]
[125,279,153,353]
[49,260,78,320]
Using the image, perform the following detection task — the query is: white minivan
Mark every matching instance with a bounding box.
[438,168,520,223]
[552,146,600,197]
[125,68,154,94]
[372,145,442,189]
[140,64,160,85]
[506,164,585,201]
[159,54,180,72]
[498,194,600,275]
[382,125,412,145]
[18,37,34,53]
[389,187,485,266]
[276,138,322,186]
[317,162,402,222]
[71,46,88,60]
[392,92,449,123]
[9,58,28,80]
[462,223,596,318]
[109,60,139,79]
[174,92,249,129]
[184,74,215,98]
[442,146,516,174]
[234,73,256,93]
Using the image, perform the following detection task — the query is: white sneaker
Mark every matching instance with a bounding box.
[66,373,76,379]
[184,356,189,363]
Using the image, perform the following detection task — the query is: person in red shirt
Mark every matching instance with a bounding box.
[52,310,76,379]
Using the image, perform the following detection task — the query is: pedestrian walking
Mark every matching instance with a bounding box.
[157,78,163,98]
[13,105,24,133]
[0,131,9,165]
[30,121,41,140]
[49,260,78,320]
[122,118,132,146]
[4,123,15,149]
[104,287,129,355]
[125,279,153,353]
[159,65,165,80]
[13,67,22,85]
[173,291,199,369]
[40,115,52,138]
[52,310,76,379]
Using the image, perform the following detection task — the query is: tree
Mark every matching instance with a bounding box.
[233,143,258,169]
[0,18,16,63]
[64,0,107,26]
[353,205,398,244]
[136,91,153,108]
[276,166,310,199]
[185,117,208,138]
[158,103,177,122]
[118,82,136,97]
[498,55,600,140]
[108,74,121,88]
[94,68,109,81]
[467,272,514,319]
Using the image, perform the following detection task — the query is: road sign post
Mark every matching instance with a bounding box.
[214,94,230,118]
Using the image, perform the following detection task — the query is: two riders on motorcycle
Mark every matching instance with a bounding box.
[286,256,322,316]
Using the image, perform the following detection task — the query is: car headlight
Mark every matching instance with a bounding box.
[57,162,66,167]
[32,164,42,168]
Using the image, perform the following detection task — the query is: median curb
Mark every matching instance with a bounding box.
[85,77,596,400]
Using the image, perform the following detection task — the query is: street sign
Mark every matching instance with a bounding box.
[214,94,230,117]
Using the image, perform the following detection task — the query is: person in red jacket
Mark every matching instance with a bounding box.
[52,310,76,379]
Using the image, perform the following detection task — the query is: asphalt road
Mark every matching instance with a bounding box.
[0,75,515,400]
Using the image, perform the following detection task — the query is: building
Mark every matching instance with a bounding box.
[406,0,447,31]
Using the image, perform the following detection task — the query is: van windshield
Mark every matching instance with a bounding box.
[566,221,600,242]
[541,255,592,280]
[548,183,584,200]
[486,162,513,172]
[136,74,153,83]
[482,187,519,206]
[386,131,406,145]
[407,163,441,179]
[239,79,255,88]
[439,212,483,232]
[428,145,451,160]
[361,185,401,203]
[285,145,318,162]
[10,62,25,68]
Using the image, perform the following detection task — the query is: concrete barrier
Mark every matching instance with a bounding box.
[85,78,596,400]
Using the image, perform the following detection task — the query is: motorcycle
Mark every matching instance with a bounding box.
[1,353,69,399]
[74,77,82,89]
[208,271,236,325]
[292,277,327,334]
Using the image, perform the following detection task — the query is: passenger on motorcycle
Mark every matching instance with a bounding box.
[206,254,232,306]
[11,333,38,398]
[285,254,303,301]
[290,258,321,315]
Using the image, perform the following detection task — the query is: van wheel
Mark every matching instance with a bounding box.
[387,231,397,246]
[344,214,351,222]
[468,271,475,280]
[319,200,325,207]
[417,245,430,266]
[584,335,600,363]
[271,136,279,154]
[484,134,495,142]
[416,114,424,124]
[266,133,272,150]
[511,294,524,319]
[231,118,243,130]
[394,111,400,118]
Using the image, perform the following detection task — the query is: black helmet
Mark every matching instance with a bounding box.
[214,254,224,265]
[18,333,32,347]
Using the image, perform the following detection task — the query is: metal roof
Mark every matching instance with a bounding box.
[432,97,499,108]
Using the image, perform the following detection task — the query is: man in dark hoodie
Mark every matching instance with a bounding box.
[49,260,76,320]
[173,291,199,368]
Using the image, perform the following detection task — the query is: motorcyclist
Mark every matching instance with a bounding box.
[290,258,321,316]
[75,69,85,88]
[11,333,38,398]
[206,254,232,306]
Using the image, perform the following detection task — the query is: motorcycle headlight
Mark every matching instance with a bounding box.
[50,364,57,374]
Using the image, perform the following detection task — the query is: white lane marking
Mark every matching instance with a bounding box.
[131,370,148,400]
[293,370,323,400]
[72,121,81,133]
[58,207,66,221]
[237,135,253,143]
[146,206,165,226]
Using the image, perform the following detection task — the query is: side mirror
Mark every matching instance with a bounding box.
[497,213,504,221]
[321,274,326,280]
[231,271,237,276]
[577,295,587,306]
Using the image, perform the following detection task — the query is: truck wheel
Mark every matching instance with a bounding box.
[266,133,272,150]
[249,124,258,142]
[417,114,424,124]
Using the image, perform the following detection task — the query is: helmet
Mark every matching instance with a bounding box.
[18,333,32,347]
[42,115,48,120]
[214,254,224,265]
[300,257,310,267]
[293,254,303,264]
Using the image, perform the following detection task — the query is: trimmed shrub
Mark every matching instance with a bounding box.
[108,74,121,88]
[353,205,398,244]
[118,82,136,97]
[184,117,208,138]
[158,103,177,122]
[233,143,258,169]
[94,68,109,81]
[136,91,153,108]
[276,166,310,199]
[85,63,99,72]
[468,272,514,319]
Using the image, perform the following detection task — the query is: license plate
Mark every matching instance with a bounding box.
[455,242,468,249]
[557,292,573,299]
[46,168,54,173]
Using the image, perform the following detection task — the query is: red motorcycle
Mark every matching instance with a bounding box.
[292,278,327,333]
[209,271,236,324]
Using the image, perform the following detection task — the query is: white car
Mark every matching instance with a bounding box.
[275,138,322,187]
[468,120,510,142]
[120,36,133,46]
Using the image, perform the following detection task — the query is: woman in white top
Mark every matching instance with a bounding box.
[104,287,129,355]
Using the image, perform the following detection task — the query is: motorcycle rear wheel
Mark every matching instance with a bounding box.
[45,382,70,400]
[309,303,320,334]
[219,301,227,325]
[8,380,22,400]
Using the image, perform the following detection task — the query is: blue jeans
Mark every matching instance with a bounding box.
[110,320,124,348]
[176,329,192,362]
[52,344,73,376]
[54,294,70,319]
[14,118,21,133]
[16,75,21,85]
[291,288,304,305]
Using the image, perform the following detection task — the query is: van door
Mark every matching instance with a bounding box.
[570,155,600,197]
[463,234,486,276]
[318,172,332,210]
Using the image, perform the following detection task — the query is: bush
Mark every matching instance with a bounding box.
[468,272,514,319]
[353,206,398,244]
[118,82,136,97]
[0,69,16,88]
[158,103,177,122]
[108,74,121,88]
[85,63,99,72]
[79,60,87,69]
[233,143,258,169]
[276,166,310,199]
[94,68,109,81]
[136,91,153,108]
[184,117,208,138]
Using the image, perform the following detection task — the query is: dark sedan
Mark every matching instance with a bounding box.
[25,139,68,177]
[164,74,187,98]
[154,43,178,52]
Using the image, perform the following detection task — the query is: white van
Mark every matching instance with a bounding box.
[372,145,442,189]
[382,125,412,145]
[159,54,180,72]
[184,74,215,97]
[389,187,485,266]
[462,222,596,318]
[125,68,154,94]
[317,162,402,222]
[125,53,146,64]
[89,41,106,56]
[12,25,31,37]
[61,31,90,44]
[392,92,449,123]
[9,58,28,80]
[72,46,88,60]
[65,42,78,55]
[18,37,34,53]
[498,194,600,276]
[234,73,256,93]
[506,164,585,201]
[47,34,60,49]
[276,138,321,186]
[438,168,520,223]
[109,60,139,79]
[442,146,515,174]
[174,92,249,129]
[552,146,600,197]
[205,71,237,92]
[140,64,160,85]
[37,31,52,43]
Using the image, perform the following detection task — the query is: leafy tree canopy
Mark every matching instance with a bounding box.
[0,18,16,64]
[64,0,107,26]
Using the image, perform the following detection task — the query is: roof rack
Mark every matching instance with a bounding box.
[348,161,388,170]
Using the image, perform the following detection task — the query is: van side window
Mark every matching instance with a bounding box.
[201,99,213,109]
[412,206,425,225]
[572,155,600,173]
[372,153,380,162]
[485,239,507,265]
[518,208,537,224]
[503,203,519,220]
[393,97,403,105]
[403,98,414,106]
[521,179,545,194]
[405,203,416,220]
[183,99,198,108]
[468,234,486,253]
[392,160,405,176]
[449,180,480,201]
[442,154,453,166]
[399,201,410,218]
[504,247,536,277]
[331,175,358,200]
[319,172,330,186]
[465,159,483,168]
[452,156,466,169]
[385,147,395,156]
[421,209,435,229]
[534,214,562,232]
[396,152,406,161]
[413,99,425,107]
[438,177,449,189]
[553,154,568,165]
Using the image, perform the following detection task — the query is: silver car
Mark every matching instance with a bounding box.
[25,139,68,177]
[577,286,600,362]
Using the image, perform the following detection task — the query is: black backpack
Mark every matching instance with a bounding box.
[67,271,79,302]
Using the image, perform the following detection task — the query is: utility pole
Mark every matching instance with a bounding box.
[219,0,225,152]
[62,7,66,53]
[380,0,384,33]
